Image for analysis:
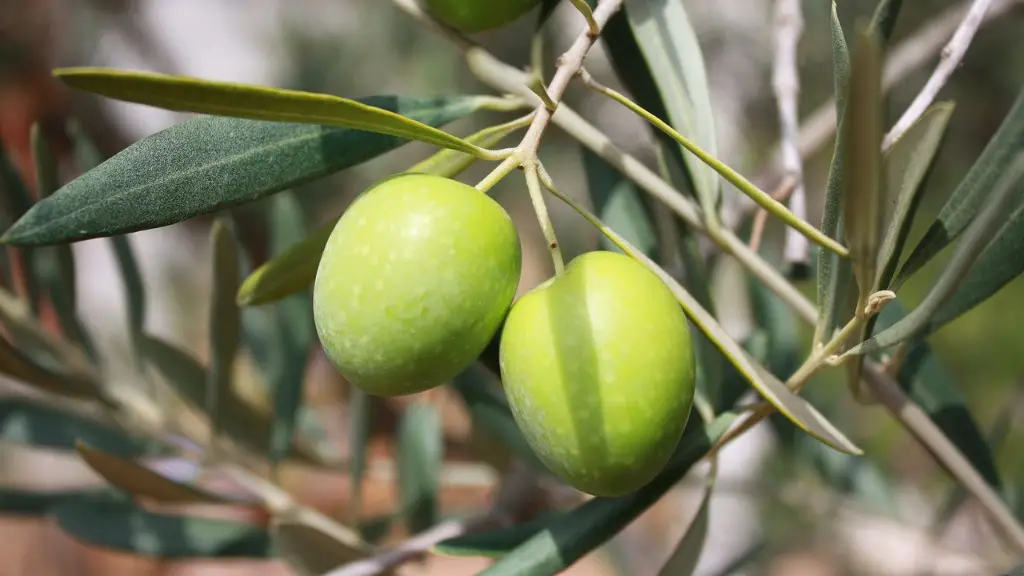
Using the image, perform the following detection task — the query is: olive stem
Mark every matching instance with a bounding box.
[525,164,565,274]
[474,155,519,193]
[579,69,848,259]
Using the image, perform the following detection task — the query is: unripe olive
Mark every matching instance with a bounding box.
[499,251,696,497]
[426,0,541,33]
[313,173,522,396]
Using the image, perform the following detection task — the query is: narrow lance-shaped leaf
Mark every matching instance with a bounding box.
[54,68,488,156]
[263,193,315,475]
[237,116,524,307]
[2,95,487,246]
[68,120,148,368]
[849,154,1024,355]
[207,219,241,453]
[868,0,903,45]
[469,414,735,575]
[656,472,713,576]
[52,495,275,559]
[621,0,721,223]
[544,184,862,454]
[75,443,237,505]
[272,518,372,576]
[894,85,1024,288]
[842,25,884,313]
[0,335,103,400]
[30,124,98,359]
[0,487,124,517]
[347,387,371,523]
[0,398,162,458]
[398,402,443,534]
[816,1,855,345]
[0,141,42,315]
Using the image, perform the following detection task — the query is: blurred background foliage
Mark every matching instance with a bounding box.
[0,0,1022,574]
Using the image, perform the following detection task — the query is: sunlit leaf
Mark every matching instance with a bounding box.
[0,397,163,457]
[408,115,530,179]
[75,443,238,505]
[895,86,1024,288]
[55,68,486,155]
[463,414,735,574]
[398,402,443,534]
[2,96,486,246]
[52,494,275,559]
[621,0,720,223]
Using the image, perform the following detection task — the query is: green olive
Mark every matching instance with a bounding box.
[313,173,522,396]
[426,0,541,33]
[499,251,696,496]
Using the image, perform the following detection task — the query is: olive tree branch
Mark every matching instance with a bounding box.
[392,0,1024,553]
[882,0,995,149]
[771,0,809,267]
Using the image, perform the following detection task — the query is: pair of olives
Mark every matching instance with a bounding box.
[313,173,697,497]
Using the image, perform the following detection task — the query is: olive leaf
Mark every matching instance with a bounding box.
[207,219,242,450]
[620,0,720,224]
[0,397,163,458]
[52,494,275,559]
[2,96,486,246]
[68,120,148,369]
[894,85,1024,289]
[0,286,98,383]
[0,335,103,401]
[0,140,42,314]
[868,0,904,45]
[347,386,371,523]
[272,517,375,576]
[0,487,124,517]
[397,402,443,534]
[75,443,239,505]
[815,1,855,345]
[656,474,712,576]
[54,67,487,156]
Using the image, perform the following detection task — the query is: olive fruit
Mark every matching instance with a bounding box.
[426,0,541,33]
[313,173,522,397]
[499,251,696,497]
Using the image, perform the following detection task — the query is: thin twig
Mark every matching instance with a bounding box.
[771,0,808,267]
[748,177,796,253]
[883,0,995,149]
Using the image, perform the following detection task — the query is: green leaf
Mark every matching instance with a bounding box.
[207,219,241,449]
[52,494,275,559]
[75,443,240,505]
[877,300,1001,489]
[408,115,530,179]
[467,414,735,574]
[656,479,711,576]
[0,335,102,400]
[894,86,1024,288]
[849,155,1024,355]
[916,186,1024,336]
[2,97,486,247]
[271,518,373,576]
[0,145,41,314]
[582,148,657,257]
[68,120,148,369]
[0,487,124,517]
[255,194,315,474]
[876,103,955,291]
[30,125,98,360]
[348,387,371,523]
[55,68,486,156]
[621,0,720,223]
[450,363,543,469]
[868,0,903,44]
[842,25,884,308]
[398,402,443,534]
[0,397,163,457]
[434,512,563,558]
[536,0,564,29]
[139,334,320,464]
[816,1,855,345]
